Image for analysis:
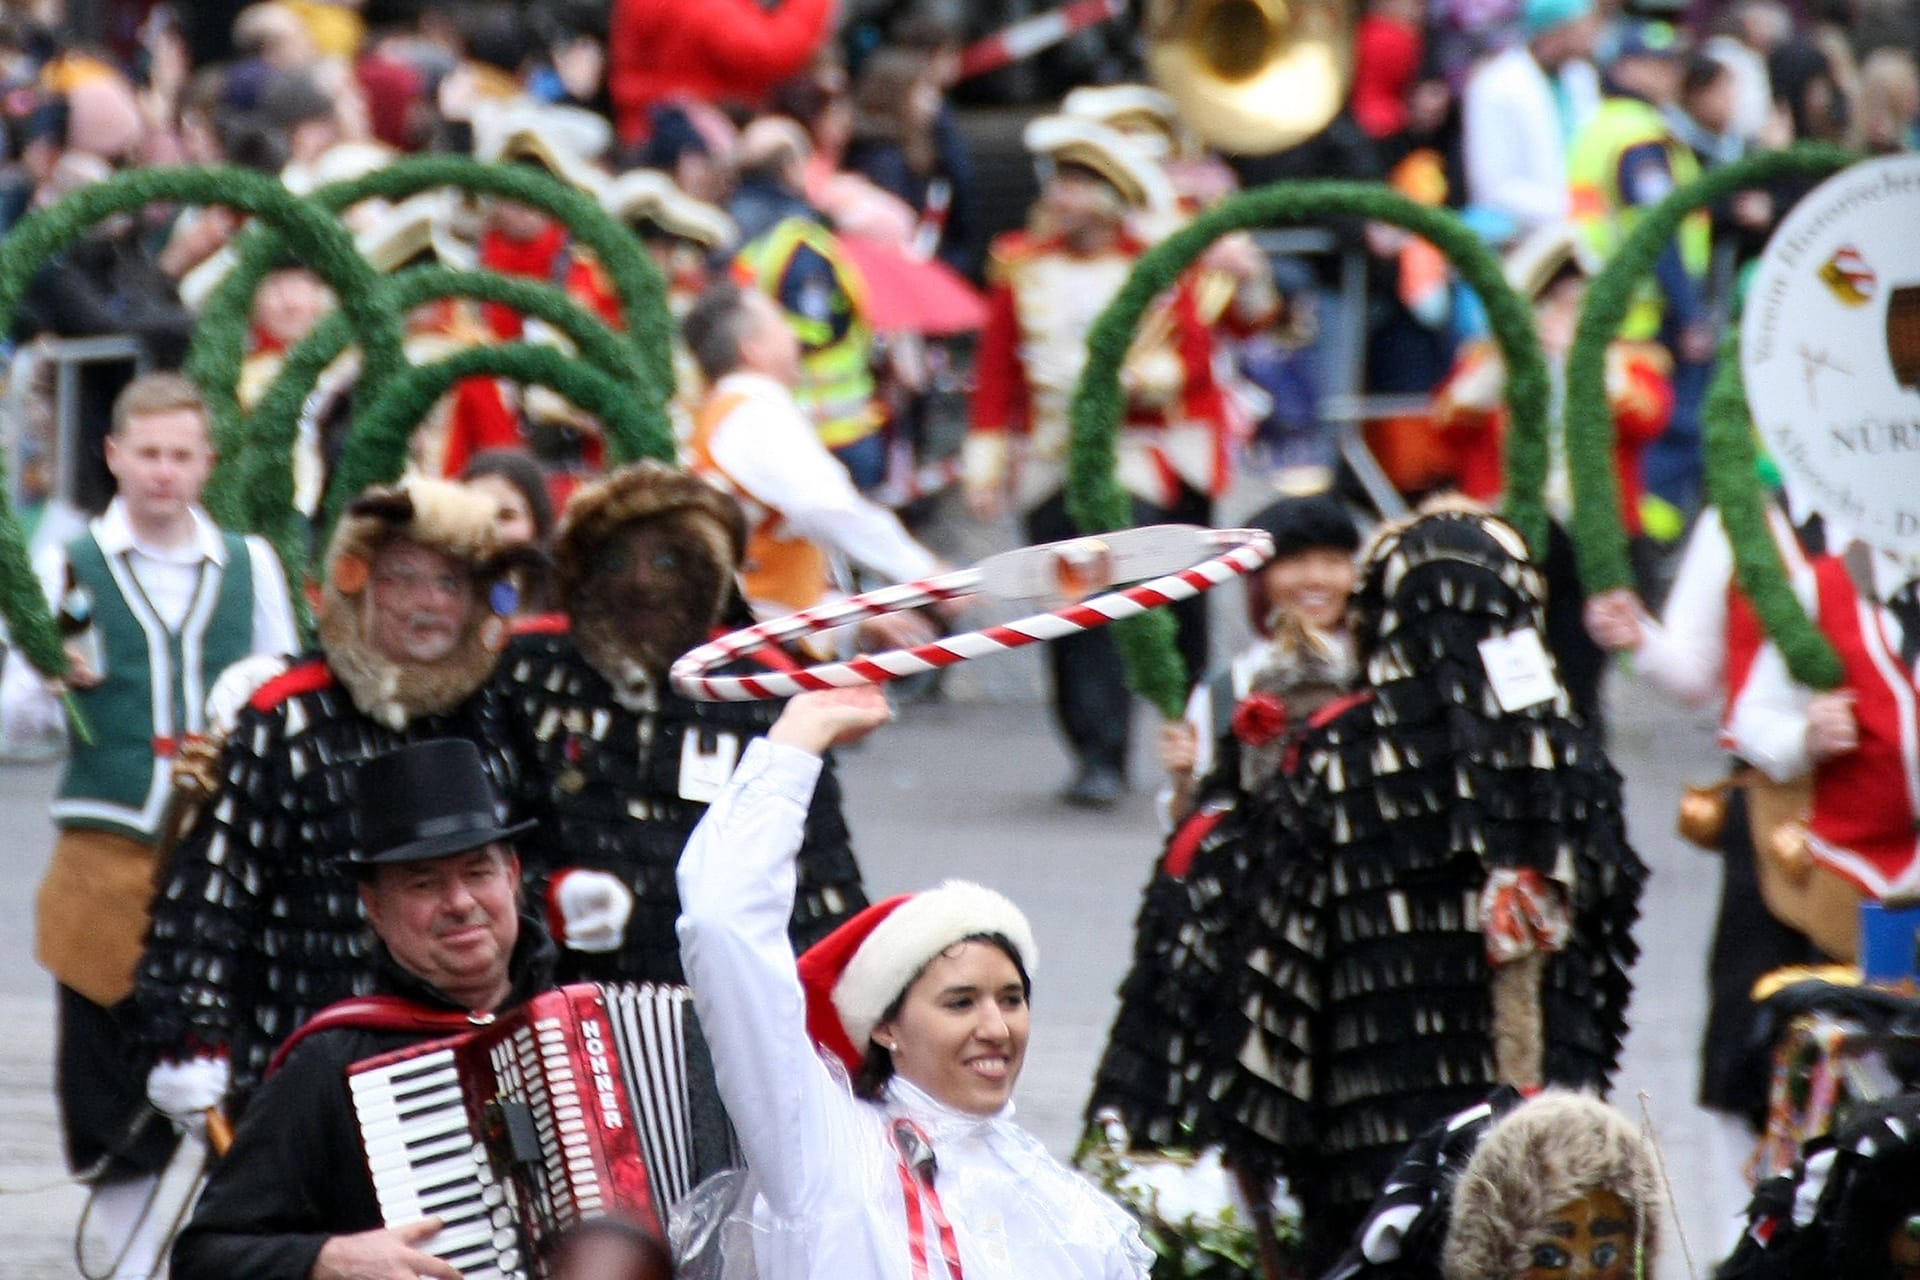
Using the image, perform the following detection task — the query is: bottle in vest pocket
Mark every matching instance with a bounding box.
[58,584,105,681]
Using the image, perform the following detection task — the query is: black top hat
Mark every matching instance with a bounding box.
[348,738,538,867]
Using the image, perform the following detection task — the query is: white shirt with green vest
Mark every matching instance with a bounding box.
[0,500,299,839]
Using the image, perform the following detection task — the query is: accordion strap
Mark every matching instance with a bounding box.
[266,995,491,1078]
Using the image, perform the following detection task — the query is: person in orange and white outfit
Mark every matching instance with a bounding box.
[681,282,942,649]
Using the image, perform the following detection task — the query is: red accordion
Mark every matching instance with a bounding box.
[348,983,727,1280]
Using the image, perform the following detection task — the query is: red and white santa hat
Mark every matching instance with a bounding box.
[796,881,1038,1074]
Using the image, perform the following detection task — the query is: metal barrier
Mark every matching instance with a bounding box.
[1,334,149,515]
[1251,228,1411,519]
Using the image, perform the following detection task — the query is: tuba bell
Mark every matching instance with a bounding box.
[1144,0,1354,156]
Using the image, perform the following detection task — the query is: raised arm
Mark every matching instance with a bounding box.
[675,688,891,1214]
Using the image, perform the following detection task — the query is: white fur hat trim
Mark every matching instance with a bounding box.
[832,880,1037,1051]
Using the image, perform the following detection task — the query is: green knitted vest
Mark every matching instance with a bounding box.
[54,527,254,839]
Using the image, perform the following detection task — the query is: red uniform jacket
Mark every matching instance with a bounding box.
[1431,339,1671,534]
[970,230,1231,508]
[1804,555,1920,899]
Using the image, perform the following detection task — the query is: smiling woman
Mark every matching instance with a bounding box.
[675,687,1152,1280]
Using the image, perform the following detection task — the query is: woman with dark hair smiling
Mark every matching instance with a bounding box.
[676,686,1151,1280]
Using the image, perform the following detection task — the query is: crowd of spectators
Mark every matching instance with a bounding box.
[0,0,1912,549]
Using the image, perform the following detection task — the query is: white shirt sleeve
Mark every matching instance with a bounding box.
[1724,640,1813,782]
[242,535,300,656]
[1462,53,1569,230]
[0,543,69,741]
[676,737,865,1216]
[710,394,939,586]
[1630,510,1733,705]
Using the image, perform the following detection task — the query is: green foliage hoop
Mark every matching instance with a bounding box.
[1701,326,1844,689]
[231,264,670,532]
[186,154,673,468]
[326,342,649,527]
[1066,180,1548,716]
[1562,143,1856,594]
[0,165,402,677]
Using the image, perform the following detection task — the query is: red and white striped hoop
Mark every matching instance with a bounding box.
[669,526,1275,702]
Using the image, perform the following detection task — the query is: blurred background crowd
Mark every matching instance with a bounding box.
[0,0,1908,574]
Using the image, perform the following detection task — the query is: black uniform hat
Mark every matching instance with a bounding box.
[1244,493,1362,559]
[349,738,537,867]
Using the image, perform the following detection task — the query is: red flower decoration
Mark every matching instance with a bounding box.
[1231,692,1289,748]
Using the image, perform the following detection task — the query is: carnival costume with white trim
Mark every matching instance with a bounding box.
[495,463,867,984]
[676,739,1153,1280]
[134,480,535,1100]
[1196,510,1646,1260]
[966,121,1228,517]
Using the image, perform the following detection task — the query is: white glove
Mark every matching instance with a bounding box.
[550,869,634,953]
[203,654,292,738]
[146,1055,230,1127]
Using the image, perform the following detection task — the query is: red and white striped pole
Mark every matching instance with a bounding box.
[957,0,1128,82]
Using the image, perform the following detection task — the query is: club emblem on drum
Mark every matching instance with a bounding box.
[1819,245,1877,306]
[1743,155,1920,562]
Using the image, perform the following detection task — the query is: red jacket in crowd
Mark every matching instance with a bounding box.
[608,0,836,144]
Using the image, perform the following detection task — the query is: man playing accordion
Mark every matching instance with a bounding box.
[170,737,571,1280]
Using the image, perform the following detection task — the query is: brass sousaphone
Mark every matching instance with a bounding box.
[1144,0,1354,155]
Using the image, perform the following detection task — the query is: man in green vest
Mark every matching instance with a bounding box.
[1567,19,1716,536]
[0,372,298,1280]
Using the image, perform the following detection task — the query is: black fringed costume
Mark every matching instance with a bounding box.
[1142,510,1644,1264]
[499,461,867,984]
[135,481,532,1100]
[1087,619,1357,1150]
[1717,1094,1920,1280]
[498,625,866,981]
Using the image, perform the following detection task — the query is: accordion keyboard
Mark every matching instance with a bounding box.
[349,1046,527,1279]
[348,983,733,1280]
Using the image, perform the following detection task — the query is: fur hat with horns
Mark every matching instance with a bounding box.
[319,477,527,729]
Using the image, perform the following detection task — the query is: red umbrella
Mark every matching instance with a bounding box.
[839,235,989,337]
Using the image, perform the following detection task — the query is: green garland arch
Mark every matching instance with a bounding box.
[227,264,669,530]
[186,154,675,474]
[1561,142,1856,594]
[0,165,402,677]
[1702,321,1845,689]
[1066,180,1549,716]
[325,342,651,529]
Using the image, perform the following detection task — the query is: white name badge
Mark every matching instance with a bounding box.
[1478,627,1561,713]
[679,731,742,803]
